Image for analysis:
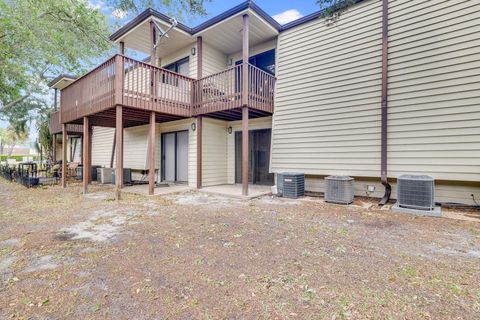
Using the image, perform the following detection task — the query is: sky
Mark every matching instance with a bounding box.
[2,0,321,145]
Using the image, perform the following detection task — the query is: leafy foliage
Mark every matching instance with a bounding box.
[106,0,210,19]
[37,111,53,162]
[0,0,113,123]
[316,0,356,22]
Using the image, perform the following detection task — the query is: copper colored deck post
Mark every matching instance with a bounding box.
[82,117,89,194]
[149,111,156,195]
[115,106,124,199]
[52,134,56,163]
[196,116,202,189]
[242,13,250,196]
[62,124,67,188]
[196,36,203,189]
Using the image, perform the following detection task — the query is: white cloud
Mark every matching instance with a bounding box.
[272,9,303,25]
[112,8,128,19]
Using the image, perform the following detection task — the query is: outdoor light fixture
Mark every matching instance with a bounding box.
[227,58,233,66]
[191,122,196,131]
[191,47,196,56]
[227,126,233,134]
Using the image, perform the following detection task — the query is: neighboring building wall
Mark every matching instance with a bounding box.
[202,118,228,186]
[271,0,480,205]
[226,117,272,184]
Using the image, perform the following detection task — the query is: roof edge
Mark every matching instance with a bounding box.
[47,74,77,88]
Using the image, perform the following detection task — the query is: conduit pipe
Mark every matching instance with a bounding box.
[380,0,391,205]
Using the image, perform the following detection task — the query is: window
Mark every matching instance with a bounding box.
[164,57,190,76]
[235,49,275,75]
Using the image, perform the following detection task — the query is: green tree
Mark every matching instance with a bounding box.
[4,124,29,157]
[107,0,210,19]
[36,111,54,162]
[0,0,112,112]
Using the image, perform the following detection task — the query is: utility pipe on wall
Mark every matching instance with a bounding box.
[380,0,391,205]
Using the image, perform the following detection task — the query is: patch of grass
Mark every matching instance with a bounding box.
[400,266,417,278]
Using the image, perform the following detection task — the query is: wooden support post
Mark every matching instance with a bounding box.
[196,116,202,189]
[54,88,58,111]
[195,36,203,189]
[242,13,250,196]
[52,134,56,163]
[88,126,92,183]
[242,107,249,196]
[82,117,90,194]
[115,105,124,199]
[115,55,124,106]
[242,14,249,107]
[150,21,157,66]
[148,111,156,195]
[196,36,203,79]
[62,124,67,188]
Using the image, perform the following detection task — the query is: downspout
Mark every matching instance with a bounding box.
[379,0,391,205]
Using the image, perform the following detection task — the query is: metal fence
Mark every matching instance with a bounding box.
[0,162,59,187]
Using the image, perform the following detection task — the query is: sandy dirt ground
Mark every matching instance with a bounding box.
[0,179,479,319]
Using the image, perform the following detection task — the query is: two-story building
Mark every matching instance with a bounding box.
[51,0,480,205]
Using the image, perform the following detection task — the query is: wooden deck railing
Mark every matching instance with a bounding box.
[123,57,192,117]
[61,56,116,124]
[192,64,243,115]
[49,110,61,134]
[60,55,275,124]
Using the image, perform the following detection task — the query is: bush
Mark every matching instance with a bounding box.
[0,155,37,162]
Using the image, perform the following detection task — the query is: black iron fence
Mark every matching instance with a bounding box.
[0,162,59,187]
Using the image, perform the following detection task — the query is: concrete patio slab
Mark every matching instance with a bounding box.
[199,184,272,199]
[122,184,192,196]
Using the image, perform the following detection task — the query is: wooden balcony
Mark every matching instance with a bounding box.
[60,55,275,125]
[49,110,83,135]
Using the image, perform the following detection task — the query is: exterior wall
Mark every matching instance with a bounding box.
[387,0,480,182]
[226,116,272,184]
[272,0,383,177]
[91,127,115,167]
[271,0,480,205]
[202,118,228,186]
[202,43,228,76]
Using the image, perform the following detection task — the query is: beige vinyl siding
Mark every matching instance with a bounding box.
[271,0,383,177]
[203,43,227,76]
[157,118,197,187]
[202,118,228,186]
[226,117,272,184]
[387,0,480,182]
[91,127,115,167]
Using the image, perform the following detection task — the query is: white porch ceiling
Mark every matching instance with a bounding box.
[114,9,278,59]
